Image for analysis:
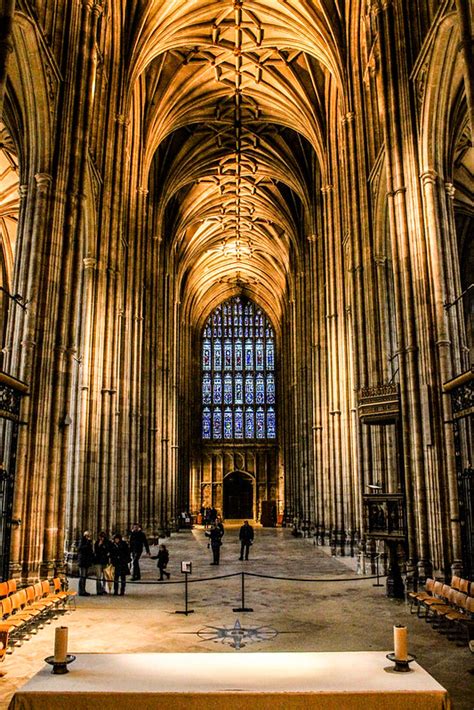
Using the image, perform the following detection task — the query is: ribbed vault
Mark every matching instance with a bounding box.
[128,0,344,324]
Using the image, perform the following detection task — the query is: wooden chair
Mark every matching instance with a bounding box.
[408,578,435,614]
[52,577,76,611]
[419,580,447,618]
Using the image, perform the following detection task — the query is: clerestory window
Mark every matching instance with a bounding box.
[201,296,276,440]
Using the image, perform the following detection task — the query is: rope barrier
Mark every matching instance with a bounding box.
[77,570,385,586]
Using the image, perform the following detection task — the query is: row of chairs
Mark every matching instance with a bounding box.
[409,576,474,645]
[0,578,76,661]
[0,579,18,599]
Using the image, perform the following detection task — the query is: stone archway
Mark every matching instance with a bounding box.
[223,470,254,520]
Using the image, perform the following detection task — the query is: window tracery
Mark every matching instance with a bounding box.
[202,296,276,440]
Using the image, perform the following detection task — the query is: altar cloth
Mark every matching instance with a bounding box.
[8,651,451,709]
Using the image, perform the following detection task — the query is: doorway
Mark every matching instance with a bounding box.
[224,471,253,519]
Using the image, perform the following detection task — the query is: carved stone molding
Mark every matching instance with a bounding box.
[359,383,400,423]
[34,173,53,193]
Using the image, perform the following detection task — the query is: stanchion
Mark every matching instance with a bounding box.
[233,571,253,612]
[175,564,194,615]
[373,554,383,587]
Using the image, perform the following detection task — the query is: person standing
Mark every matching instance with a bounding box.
[94,531,110,595]
[157,544,170,580]
[239,520,254,560]
[77,531,94,596]
[110,534,131,596]
[129,523,150,580]
[206,523,223,565]
[216,515,225,539]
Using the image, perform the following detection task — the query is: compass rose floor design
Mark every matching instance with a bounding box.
[195,618,282,649]
[0,526,472,709]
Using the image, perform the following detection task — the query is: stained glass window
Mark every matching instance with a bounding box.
[203,408,211,438]
[201,296,276,440]
[203,374,212,404]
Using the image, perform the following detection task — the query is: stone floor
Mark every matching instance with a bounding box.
[1,525,473,709]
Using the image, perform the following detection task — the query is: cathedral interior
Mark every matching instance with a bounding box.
[0,0,473,705]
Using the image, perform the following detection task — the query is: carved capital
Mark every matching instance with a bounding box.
[83,257,97,270]
[342,111,356,124]
[34,173,53,193]
[321,184,334,194]
[115,114,129,126]
[18,184,28,199]
[420,170,438,187]
[445,182,456,199]
[137,186,149,196]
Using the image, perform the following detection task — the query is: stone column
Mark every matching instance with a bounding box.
[373,0,431,578]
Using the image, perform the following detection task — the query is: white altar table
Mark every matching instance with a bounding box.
[8,651,451,710]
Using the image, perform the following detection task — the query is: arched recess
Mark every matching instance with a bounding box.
[223,470,255,519]
[0,122,19,371]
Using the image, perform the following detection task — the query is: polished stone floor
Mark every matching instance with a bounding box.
[1,526,473,709]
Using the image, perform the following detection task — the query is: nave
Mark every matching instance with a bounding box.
[1,526,472,709]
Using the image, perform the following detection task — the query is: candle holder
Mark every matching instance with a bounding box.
[44,654,76,675]
[386,652,416,672]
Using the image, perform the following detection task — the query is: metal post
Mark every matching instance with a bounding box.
[175,572,194,615]
[233,571,253,612]
[373,554,383,587]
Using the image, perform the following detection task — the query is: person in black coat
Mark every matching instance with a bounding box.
[157,544,170,580]
[239,520,254,560]
[110,534,131,595]
[129,523,150,580]
[77,531,94,596]
[94,531,110,595]
[205,523,223,565]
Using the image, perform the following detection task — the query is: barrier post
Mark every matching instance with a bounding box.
[175,561,194,615]
[233,571,253,612]
[373,554,383,587]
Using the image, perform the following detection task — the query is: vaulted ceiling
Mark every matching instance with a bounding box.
[126,0,346,325]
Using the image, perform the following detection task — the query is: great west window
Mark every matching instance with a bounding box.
[202,296,276,440]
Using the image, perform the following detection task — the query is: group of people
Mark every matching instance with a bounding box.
[205,519,255,564]
[200,506,218,528]
[77,524,171,596]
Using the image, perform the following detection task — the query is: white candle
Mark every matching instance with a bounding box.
[54,626,68,663]
[393,624,408,661]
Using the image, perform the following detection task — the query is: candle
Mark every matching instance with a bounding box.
[54,626,68,663]
[393,624,408,661]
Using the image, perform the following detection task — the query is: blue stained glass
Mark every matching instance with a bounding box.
[213,373,222,404]
[245,408,254,438]
[203,408,211,439]
[267,407,276,438]
[224,407,233,438]
[203,374,212,404]
[202,295,276,440]
[245,375,254,404]
[266,340,274,369]
[235,340,242,369]
[235,374,243,404]
[235,407,243,438]
[224,339,232,369]
[224,374,232,404]
[256,407,265,438]
[256,340,264,370]
[203,339,211,370]
[213,408,222,438]
[266,373,275,404]
[245,340,253,369]
[214,341,222,370]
